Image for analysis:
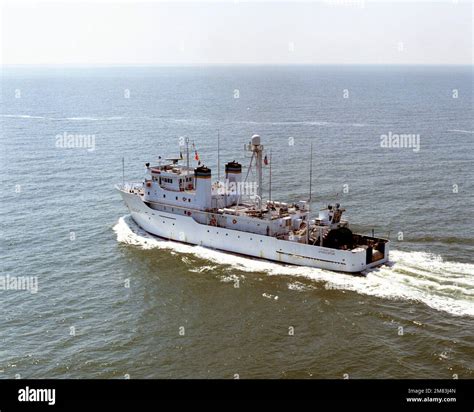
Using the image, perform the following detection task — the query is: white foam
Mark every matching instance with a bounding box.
[288,281,317,292]
[239,120,332,127]
[262,293,279,300]
[0,114,45,119]
[448,129,474,134]
[0,114,123,121]
[65,116,123,121]
[237,120,371,127]
[113,215,474,318]
[218,274,242,284]
[189,265,218,273]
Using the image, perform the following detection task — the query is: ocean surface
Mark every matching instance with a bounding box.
[0,65,473,379]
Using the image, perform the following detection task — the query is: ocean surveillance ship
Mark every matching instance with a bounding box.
[117,134,389,273]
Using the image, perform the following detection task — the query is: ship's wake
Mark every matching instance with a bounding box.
[113,215,474,318]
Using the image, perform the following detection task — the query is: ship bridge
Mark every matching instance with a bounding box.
[143,161,214,210]
[146,158,196,192]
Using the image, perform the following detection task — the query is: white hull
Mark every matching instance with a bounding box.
[119,190,389,273]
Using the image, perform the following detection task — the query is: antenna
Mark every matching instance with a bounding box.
[185,137,190,176]
[122,157,125,187]
[309,141,313,203]
[307,141,313,245]
[217,129,220,182]
[269,149,272,201]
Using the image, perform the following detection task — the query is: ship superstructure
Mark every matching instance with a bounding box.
[117,134,389,273]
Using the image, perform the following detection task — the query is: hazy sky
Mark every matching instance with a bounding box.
[1,0,472,65]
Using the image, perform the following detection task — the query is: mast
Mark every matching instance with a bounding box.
[237,151,255,206]
[217,129,220,182]
[186,137,190,176]
[269,149,272,201]
[309,141,313,203]
[122,157,125,187]
[253,135,263,205]
[243,135,263,209]
[307,141,313,245]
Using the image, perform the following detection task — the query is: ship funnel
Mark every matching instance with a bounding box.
[194,166,212,209]
[225,161,242,176]
[194,165,211,178]
[225,161,242,206]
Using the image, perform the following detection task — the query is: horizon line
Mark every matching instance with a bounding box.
[2,63,473,68]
